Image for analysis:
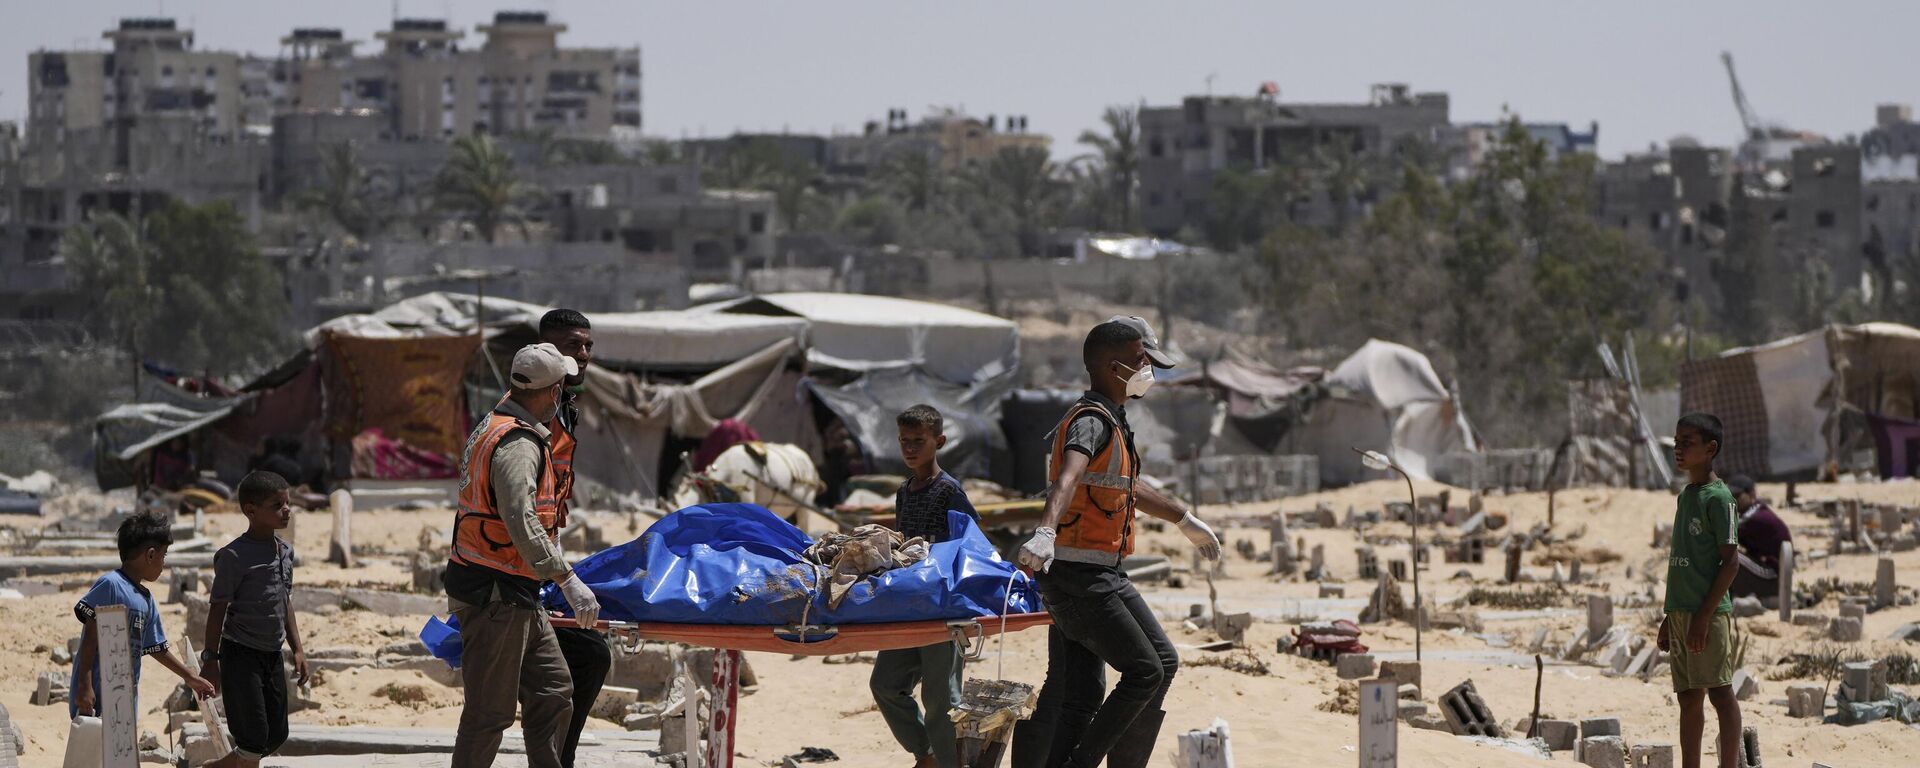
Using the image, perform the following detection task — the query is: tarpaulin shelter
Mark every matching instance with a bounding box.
[93,292,536,491]
[1286,339,1479,486]
[718,293,1020,385]
[1173,348,1324,454]
[1680,322,1920,479]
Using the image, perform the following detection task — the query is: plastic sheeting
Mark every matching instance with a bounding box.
[723,293,1019,386]
[1288,339,1477,486]
[543,504,1033,625]
[587,309,809,369]
[809,368,1011,482]
[93,371,253,490]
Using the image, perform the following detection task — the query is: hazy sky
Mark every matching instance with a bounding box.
[4,1,1916,160]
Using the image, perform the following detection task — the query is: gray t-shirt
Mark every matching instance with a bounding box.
[210,533,293,652]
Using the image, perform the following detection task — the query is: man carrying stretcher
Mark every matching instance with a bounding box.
[1012,316,1222,768]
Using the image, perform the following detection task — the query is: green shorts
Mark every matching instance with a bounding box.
[1667,611,1735,692]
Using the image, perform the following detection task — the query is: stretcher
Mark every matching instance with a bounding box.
[553,611,1051,658]
[550,610,1050,768]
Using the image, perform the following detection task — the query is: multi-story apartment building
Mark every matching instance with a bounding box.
[285,13,640,141]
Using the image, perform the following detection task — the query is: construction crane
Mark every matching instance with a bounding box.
[1721,50,1820,172]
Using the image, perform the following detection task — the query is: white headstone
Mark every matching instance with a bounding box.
[328,490,354,568]
[1359,680,1399,768]
[93,605,138,768]
[1176,718,1234,768]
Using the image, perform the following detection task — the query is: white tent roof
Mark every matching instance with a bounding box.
[588,309,809,368]
[1325,338,1453,411]
[723,293,1019,384]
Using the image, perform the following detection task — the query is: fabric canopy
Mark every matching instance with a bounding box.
[808,367,1013,482]
[571,338,809,498]
[1288,339,1478,485]
[1681,322,1920,478]
[723,293,1019,385]
[304,291,546,347]
[587,309,809,368]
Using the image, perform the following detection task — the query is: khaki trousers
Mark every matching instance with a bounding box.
[451,600,574,768]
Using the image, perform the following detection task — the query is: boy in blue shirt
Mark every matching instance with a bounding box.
[871,405,977,768]
[1661,413,1742,768]
[71,511,215,720]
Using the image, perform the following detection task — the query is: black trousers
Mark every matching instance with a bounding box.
[554,626,613,768]
[219,640,289,760]
[1018,561,1177,768]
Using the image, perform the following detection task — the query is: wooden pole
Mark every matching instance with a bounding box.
[1527,654,1544,739]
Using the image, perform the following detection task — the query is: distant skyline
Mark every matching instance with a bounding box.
[3,1,1916,161]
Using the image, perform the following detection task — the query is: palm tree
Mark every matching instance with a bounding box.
[296,142,393,242]
[434,134,539,243]
[879,150,944,213]
[978,146,1062,258]
[1314,141,1366,233]
[1076,105,1140,231]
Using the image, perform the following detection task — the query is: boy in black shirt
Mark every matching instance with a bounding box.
[871,405,977,768]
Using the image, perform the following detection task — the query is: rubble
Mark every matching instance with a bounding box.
[1438,679,1502,738]
[1335,653,1376,680]
[1628,742,1674,768]
[1578,735,1626,768]
[1828,616,1863,642]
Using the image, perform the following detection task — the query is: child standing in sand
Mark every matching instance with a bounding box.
[70,512,216,719]
[1660,413,1743,768]
[871,405,977,768]
[203,471,308,768]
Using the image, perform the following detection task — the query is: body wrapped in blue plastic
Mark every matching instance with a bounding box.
[423,503,1035,665]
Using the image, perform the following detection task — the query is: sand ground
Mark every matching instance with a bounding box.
[5,478,1919,766]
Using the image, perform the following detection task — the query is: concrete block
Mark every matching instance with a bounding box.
[1580,717,1622,739]
[622,711,660,731]
[1628,742,1674,768]
[1396,699,1428,719]
[1396,683,1419,701]
[1729,596,1764,618]
[1213,611,1253,644]
[1377,660,1422,696]
[1318,583,1345,598]
[590,685,641,721]
[1407,712,1451,732]
[1785,685,1826,718]
[1438,679,1503,738]
[1336,653,1377,680]
[1579,735,1626,768]
[1732,668,1759,701]
[1839,601,1866,622]
[1536,719,1578,751]
[30,672,66,706]
[1890,622,1920,642]
[1738,726,1760,768]
[1792,611,1829,627]
[1876,556,1897,608]
[1623,645,1656,677]
[181,591,209,646]
[1829,616,1863,642]
[1587,595,1613,637]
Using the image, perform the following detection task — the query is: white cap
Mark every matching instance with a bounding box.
[511,343,579,390]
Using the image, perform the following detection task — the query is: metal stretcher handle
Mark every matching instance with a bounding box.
[948,619,987,662]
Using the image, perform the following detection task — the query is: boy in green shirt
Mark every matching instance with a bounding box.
[1660,412,1742,768]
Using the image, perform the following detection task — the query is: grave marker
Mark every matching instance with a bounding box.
[1359,680,1398,768]
[94,606,138,768]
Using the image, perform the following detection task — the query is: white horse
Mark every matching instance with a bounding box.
[669,442,830,532]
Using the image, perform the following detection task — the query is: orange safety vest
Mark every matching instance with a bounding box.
[452,410,561,579]
[546,416,576,529]
[1046,399,1139,564]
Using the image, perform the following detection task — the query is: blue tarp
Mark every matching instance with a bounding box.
[421,503,1035,662]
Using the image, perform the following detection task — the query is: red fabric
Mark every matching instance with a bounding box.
[349,428,458,480]
[693,419,761,472]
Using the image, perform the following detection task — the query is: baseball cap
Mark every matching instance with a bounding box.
[1106,315,1182,368]
[511,343,579,390]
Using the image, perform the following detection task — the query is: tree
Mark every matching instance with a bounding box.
[434,133,539,243]
[1076,105,1140,231]
[64,201,288,376]
[1313,141,1368,233]
[879,151,945,213]
[833,196,905,247]
[295,142,393,242]
[975,146,1063,257]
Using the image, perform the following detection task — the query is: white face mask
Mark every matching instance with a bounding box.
[1116,361,1156,399]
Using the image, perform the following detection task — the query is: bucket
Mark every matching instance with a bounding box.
[951,678,1036,768]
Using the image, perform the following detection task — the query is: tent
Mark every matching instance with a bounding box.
[718,293,1019,385]
[1680,322,1920,479]
[1285,339,1479,486]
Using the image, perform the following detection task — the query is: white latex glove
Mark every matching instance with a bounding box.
[558,570,601,628]
[1178,512,1222,560]
[1018,527,1057,573]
